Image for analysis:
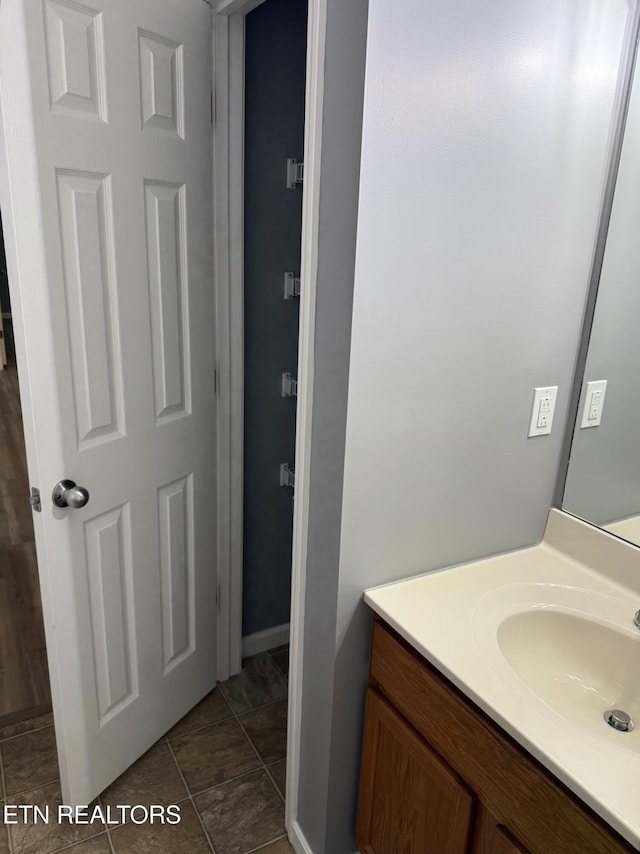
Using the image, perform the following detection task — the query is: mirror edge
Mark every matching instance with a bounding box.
[554,5,640,515]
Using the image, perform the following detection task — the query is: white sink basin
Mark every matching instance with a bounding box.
[473,583,640,756]
[496,608,640,748]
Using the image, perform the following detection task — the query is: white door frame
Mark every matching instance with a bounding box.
[211,0,325,842]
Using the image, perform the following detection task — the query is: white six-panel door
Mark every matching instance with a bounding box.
[0,0,217,804]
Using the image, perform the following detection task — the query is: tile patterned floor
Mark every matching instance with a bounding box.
[0,649,292,854]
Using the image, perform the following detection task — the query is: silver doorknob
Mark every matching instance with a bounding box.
[52,479,90,509]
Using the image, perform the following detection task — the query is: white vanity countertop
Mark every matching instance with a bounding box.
[605,514,640,548]
[364,510,640,849]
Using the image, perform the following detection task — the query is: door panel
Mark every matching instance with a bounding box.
[158,473,195,671]
[56,169,123,446]
[43,0,107,121]
[144,180,190,422]
[0,0,216,804]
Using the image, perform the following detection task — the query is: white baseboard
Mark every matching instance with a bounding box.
[289,821,357,854]
[241,622,290,658]
[290,820,315,854]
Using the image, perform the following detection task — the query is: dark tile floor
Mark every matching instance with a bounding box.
[0,648,292,854]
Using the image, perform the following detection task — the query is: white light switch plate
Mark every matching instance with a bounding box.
[528,386,558,437]
[580,380,607,428]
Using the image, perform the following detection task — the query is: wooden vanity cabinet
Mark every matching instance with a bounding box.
[358,690,475,854]
[356,620,636,854]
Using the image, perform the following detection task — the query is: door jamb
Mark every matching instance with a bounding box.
[212,0,325,840]
[211,1,248,685]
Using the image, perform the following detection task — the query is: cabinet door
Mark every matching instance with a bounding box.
[472,803,530,854]
[357,689,474,854]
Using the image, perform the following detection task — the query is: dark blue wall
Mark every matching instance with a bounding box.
[242,0,307,637]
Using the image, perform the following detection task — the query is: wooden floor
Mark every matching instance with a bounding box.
[0,346,51,723]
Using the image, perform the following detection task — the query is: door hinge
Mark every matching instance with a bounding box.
[281,372,298,397]
[30,487,42,513]
[286,158,304,188]
[283,272,301,300]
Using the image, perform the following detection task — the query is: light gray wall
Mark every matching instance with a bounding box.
[563,49,640,527]
[296,1,632,852]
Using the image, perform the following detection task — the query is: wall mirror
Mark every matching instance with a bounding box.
[562,39,640,547]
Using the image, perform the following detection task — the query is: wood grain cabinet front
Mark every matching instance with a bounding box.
[471,805,529,854]
[356,620,635,854]
[357,689,474,854]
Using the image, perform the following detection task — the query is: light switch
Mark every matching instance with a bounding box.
[528,386,558,437]
[580,380,607,429]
